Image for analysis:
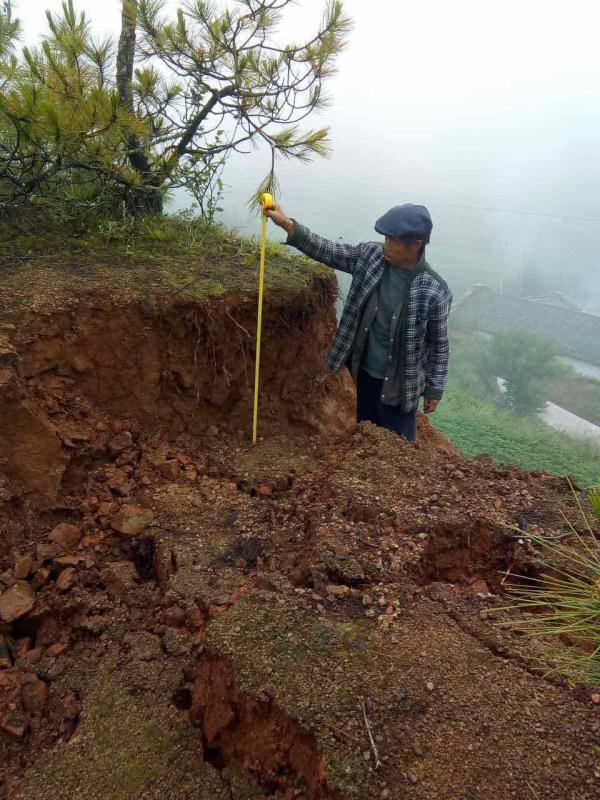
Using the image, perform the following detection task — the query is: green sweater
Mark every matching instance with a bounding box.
[362,262,413,378]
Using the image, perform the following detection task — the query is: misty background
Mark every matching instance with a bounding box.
[22,0,600,313]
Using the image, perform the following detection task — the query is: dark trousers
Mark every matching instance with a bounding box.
[356,369,417,442]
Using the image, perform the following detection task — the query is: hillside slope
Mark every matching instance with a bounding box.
[0,224,599,799]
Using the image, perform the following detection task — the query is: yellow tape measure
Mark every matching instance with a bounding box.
[252,192,274,445]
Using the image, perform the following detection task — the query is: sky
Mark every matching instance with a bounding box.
[17,0,600,311]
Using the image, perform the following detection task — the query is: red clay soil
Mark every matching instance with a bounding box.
[191,655,344,799]
[0,279,354,508]
[1,287,599,799]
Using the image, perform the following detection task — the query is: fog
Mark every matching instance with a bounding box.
[21,0,600,312]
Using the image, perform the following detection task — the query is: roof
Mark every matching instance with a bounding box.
[453,285,600,366]
[523,292,581,311]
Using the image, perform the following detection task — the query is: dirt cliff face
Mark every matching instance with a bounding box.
[0,275,354,505]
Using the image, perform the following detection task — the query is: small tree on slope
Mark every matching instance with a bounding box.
[0,0,351,215]
[474,330,559,415]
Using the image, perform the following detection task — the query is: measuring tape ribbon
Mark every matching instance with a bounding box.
[252,192,275,445]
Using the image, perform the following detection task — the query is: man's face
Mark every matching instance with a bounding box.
[384,235,422,267]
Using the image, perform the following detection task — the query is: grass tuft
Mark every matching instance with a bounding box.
[503,480,600,683]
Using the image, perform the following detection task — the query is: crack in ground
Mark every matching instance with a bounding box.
[189,654,346,800]
[430,595,567,688]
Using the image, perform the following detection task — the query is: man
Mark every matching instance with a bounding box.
[265,202,452,443]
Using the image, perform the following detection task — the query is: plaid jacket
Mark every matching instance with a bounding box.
[287,223,452,411]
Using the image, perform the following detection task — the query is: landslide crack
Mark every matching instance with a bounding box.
[432,597,564,686]
[189,654,345,800]
[417,521,518,589]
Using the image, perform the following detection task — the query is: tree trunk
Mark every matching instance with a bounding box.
[116,0,162,214]
[116,0,137,112]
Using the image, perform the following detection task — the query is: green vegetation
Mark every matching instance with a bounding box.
[0,210,329,312]
[472,330,559,414]
[589,484,600,519]
[0,0,350,215]
[433,384,599,486]
[432,333,600,486]
[506,482,600,684]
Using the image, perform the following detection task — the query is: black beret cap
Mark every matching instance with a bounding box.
[374,203,433,243]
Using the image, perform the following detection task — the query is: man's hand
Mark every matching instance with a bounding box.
[265,203,295,236]
[423,397,439,414]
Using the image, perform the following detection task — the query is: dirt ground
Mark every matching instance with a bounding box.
[1,284,599,799]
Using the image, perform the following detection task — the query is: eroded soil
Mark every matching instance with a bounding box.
[1,419,599,799]
[1,286,599,799]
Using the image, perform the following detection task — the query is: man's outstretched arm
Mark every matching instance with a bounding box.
[266,204,362,276]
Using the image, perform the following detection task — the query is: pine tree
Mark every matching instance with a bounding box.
[0,0,351,216]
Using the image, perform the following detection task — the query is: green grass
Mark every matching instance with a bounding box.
[433,334,600,486]
[0,209,329,312]
[503,490,600,684]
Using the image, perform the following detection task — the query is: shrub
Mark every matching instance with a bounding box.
[473,330,559,414]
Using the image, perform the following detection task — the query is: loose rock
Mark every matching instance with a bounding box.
[103,561,137,598]
[14,553,33,580]
[21,647,43,665]
[48,523,82,552]
[470,577,490,596]
[56,567,76,592]
[327,584,349,598]
[31,567,51,590]
[0,569,15,587]
[21,675,47,713]
[36,543,61,563]
[108,431,133,457]
[0,581,36,622]
[160,460,180,480]
[46,641,69,658]
[165,606,186,627]
[110,504,154,536]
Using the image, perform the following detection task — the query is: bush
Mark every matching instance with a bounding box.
[473,330,559,415]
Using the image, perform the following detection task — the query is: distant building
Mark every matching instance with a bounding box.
[453,285,600,375]
[522,292,581,312]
